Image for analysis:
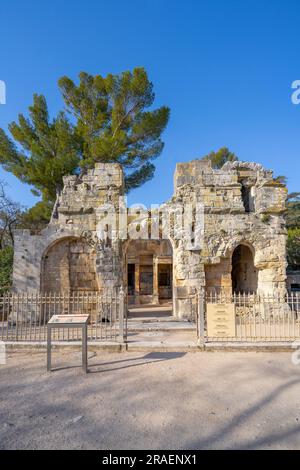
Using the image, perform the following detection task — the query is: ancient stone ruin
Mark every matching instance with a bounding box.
[12,159,287,319]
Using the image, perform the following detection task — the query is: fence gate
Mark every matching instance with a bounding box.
[0,288,127,343]
[197,291,300,344]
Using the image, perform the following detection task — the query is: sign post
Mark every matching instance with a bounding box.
[47,314,90,373]
[197,290,205,346]
[207,303,236,338]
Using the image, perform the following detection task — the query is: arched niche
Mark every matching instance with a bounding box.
[231,244,258,294]
[41,237,99,292]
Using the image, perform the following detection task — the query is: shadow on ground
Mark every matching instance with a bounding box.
[0,350,300,450]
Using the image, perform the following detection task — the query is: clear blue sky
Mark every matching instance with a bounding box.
[0,0,299,209]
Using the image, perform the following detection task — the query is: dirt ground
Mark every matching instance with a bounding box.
[1,349,300,450]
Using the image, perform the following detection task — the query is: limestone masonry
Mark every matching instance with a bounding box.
[12,159,288,319]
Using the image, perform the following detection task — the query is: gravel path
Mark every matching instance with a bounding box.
[1,349,300,449]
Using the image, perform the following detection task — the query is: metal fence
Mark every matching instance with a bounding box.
[2,289,299,345]
[197,291,300,343]
[0,289,126,342]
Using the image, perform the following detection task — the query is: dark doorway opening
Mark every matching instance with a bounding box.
[291,283,300,292]
[158,264,172,299]
[128,264,135,296]
[231,244,258,294]
[126,240,173,305]
[139,265,154,295]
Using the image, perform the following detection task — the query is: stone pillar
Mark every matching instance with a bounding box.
[153,257,159,305]
[172,244,205,320]
[134,261,140,305]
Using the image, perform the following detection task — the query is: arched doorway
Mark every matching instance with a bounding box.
[41,237,99,292]
[125,239,173,306]
[231,244,258,294]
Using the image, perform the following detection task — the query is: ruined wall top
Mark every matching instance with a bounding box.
[174,159,275,188]
[173,159,287,214]
[52,162,124,224]
[62,162,124,192]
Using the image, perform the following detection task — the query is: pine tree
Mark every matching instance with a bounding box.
[58,67,170,191]
[201,147,238,169]
[0,94,80,203]
[0,67,170,225]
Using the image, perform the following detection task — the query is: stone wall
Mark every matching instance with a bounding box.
[12,158,288,319]
[171,159,287,303]
[12,163,124,294]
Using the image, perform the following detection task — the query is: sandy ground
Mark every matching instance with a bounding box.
[1,349,300,450]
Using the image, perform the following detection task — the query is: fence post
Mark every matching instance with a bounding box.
[118,286,125,343]
[197,289,205,347]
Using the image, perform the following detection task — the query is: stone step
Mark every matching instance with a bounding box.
[127,315,180,323]
[126,341,199,352]
[127,321,196,331]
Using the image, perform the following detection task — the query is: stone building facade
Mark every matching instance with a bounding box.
[12,159,288,319]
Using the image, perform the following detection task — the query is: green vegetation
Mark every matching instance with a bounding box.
[58,68,170,191]
[19,200,53,231]
[286,192,300,229]
[287,228,300,271]
[201,147,238,169]
[286,193,300,270]
[0,246,13,293]
[0,182,22,290]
